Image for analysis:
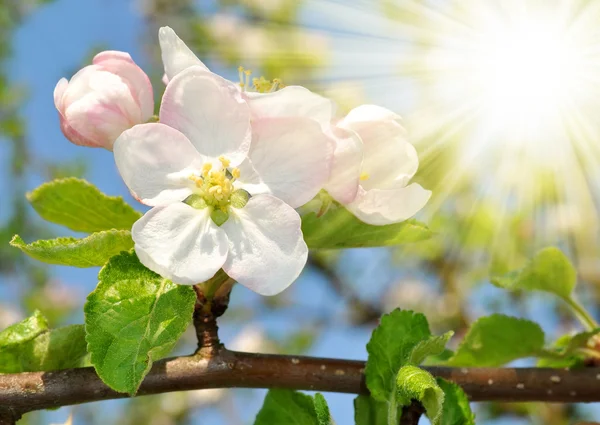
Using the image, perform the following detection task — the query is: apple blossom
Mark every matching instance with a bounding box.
[114,67,332,296]
[335,105,431,225]
[157,26,429,224]
[54,51,154,150]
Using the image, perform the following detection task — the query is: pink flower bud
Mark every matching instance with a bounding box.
[53,51,154,150]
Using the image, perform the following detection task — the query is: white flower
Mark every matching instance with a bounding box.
[334,105,431,225]
[114,68,332,295]
[157,26,429,225]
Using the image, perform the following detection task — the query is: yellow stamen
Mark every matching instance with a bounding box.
[231,168,241,179]
[360,172,370,181]
[219,156,231,168]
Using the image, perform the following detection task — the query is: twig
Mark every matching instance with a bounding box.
[400,401,425,425]
[3,352,600,417]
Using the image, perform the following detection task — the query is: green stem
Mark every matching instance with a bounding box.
[564,297,598,330]
[387,392,398,425]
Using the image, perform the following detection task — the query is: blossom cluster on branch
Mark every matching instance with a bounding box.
[53,26,430,296]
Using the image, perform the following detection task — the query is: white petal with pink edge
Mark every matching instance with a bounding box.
[113,123,204,206]
[133,203,229,285]
[346,184,431,226]
[339,117,418,190]
[221,195,308,296]
[159,26,209,83]
[244,86,335,126]
[160,67,251,165]
[324,126,363,204]
[241,117,334,208]
[93,50,154,120]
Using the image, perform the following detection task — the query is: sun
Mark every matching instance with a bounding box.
[470,14,586,146]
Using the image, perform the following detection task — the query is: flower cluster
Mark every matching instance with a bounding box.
[53,27,431,296]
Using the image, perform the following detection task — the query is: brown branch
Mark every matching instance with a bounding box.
[400,401,425,425]
[3,352,600,420]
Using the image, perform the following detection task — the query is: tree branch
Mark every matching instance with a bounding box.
[3,351,600,419]
[400,401,425,425]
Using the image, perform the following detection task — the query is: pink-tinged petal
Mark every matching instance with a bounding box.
[346,184,431,225]
[60,65,100,107]
[160,67,251,165]
[324,126,363,204]
[114,123,204,206]
[58,114,103,148]
[159,26,209,83]
[133,204,228,285]
[53,78,68,110]
[55,78,102,148]
[93,50,154,120]
[342,104,402,124]
[222,194,308,296]
[339,111,417,190]
[244,117,334,208]
[245,86,335,127]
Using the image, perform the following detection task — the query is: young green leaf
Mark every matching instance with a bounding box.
[313,393,333,425]
[538,329,600,368]
[27,178,142,233]
[254,389,329,425]
[436,379,475,425]
[0,310,48,346]
[396,365,444,425]
[301,204,431,249]
[448,314,545,367]
[409,331,454,365]
[84,251,196,395]
[491,247,575,299]
[10,230,134,267]
[365,309,432,402]
[354,395,393,425]
[0,324,87,373]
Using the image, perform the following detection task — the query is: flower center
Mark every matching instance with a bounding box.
[185,156,250,226]
[238,66,282,93]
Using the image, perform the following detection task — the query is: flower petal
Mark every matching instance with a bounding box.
[159,26,209,83]
[93,50,154,120]
[324,126,363,204]
[339,106,418,190]
[160,67,251,165]
[245,86,335,126]
[221,194,308,296]
[242,117,334,208]
[53,78,68,110]
[114,123,204,206]
[346,184,431,225]
[342,104,402,123]
[133,203,228,285]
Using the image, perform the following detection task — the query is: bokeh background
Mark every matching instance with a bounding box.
[3,0,600,424]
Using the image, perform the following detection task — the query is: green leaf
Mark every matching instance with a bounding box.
[10,230,134,267]
[0,323,87,373]
[354,395,395,425]
[491,247,576,300]
[0,310,48,346]
[437,379,475,425]
[254,389,324,425]
[409,332,454,365]
[84,251,196,395]
[448,314,545,367]
[301,204,431,249]
[313,393,333,425]
[27,178,142,233]
[538,329,600,368]
[396,365,444,425]
[365,309,432,402]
